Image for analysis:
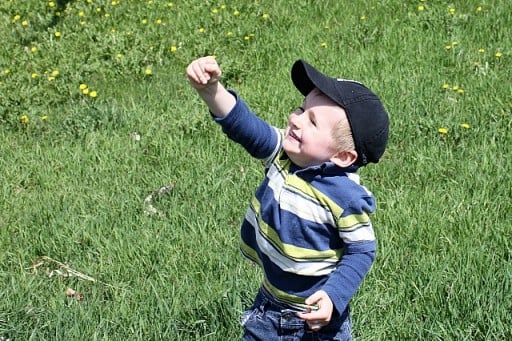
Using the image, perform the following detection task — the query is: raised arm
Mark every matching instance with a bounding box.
[186,56,236,118]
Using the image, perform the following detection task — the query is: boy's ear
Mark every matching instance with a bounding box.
[330,150,358,168]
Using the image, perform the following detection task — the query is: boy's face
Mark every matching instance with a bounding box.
[283,88,347,168]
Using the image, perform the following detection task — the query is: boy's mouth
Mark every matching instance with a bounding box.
[287,130,301,143]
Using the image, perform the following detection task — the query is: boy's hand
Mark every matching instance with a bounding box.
[186,56,221,90]
[296,290,334,331]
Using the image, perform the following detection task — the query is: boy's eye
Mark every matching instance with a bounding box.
[297,106,305,113]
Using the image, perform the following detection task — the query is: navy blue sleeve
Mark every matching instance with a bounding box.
[322,247,376,315]
[213,91,279,159]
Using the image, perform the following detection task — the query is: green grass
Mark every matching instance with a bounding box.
[1,0,511,339]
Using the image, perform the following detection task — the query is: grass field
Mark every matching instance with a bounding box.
[1,0,511,339]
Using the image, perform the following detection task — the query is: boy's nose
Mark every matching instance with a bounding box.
[288,112,301,128]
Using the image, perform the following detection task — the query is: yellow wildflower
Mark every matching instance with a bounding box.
[22,20,29,26]
[79,83,88,90]
[54,31,61,37]
[438,128,448,135]
[321,42,328,48]
[89,91,97,98]
[461,123,470,129]
[31,73,39,79]
[21,115,29,124]
[495,52,503,58]
[48,1,55,7]
[418,5,425,11]
[262,13,269,20]
[145,68,153,75]
[170,46,177,52]
[82,88,90,95]
[233,10,240,15]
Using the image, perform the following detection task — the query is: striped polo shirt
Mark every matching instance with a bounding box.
[215,92,376,313]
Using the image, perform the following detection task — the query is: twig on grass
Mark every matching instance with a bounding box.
[143,183,175,217]
[29,256,124,290]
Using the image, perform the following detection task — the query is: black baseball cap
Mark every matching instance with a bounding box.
[291,59,389,166]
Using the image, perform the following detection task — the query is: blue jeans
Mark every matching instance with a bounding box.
[241,287,352,341]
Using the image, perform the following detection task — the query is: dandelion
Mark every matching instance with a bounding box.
[262,13,269,20]
[233,10,240,16]
[51,70,59,77]
[22,20,29,26]
[478,48,485,53]
[41,115,48,122]
[438,128,448,135]
[212,8,219,14]
[445,45,452,50]
[198,27,205,33]
[476,6,482,12]
[220,5,226,9]
[79,11,85,17]
[55,11,61,16]
[48,76,55,81]
[31,46,38,53]
[442,83,450,90]
[48,1,55,7]
[141,19,148,25]
[226,32,233,37]
[145,68,153,76]
[155,19,162,24]
[457,89,464,94]
[452,41,458,47]
[461,123,470,129]
[79,83,88,90]
[170,46,177,52]
[321,42,328,48]
[244,35,250,41]
[167,2,173,7]
[89,91,97,98]
[95,7,102,13]
[116,53,123,59]
[495,52,503,58]
[360,15,367,20]
[418,5,425,11]
[21,115,29,124]
[31,73,39,78]
[2,69,10,75]
[54,31,61,37]
[13,15,21,22]
[82,88,89,95]
[452,85,459,91]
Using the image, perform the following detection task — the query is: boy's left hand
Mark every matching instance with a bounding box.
[296,290,334,331]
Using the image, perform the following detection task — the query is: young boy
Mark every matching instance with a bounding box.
[186,56,389,340]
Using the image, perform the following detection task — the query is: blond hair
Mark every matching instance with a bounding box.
[332,113,356,152]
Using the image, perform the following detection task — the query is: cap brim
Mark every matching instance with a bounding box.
[291,59,346,109]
